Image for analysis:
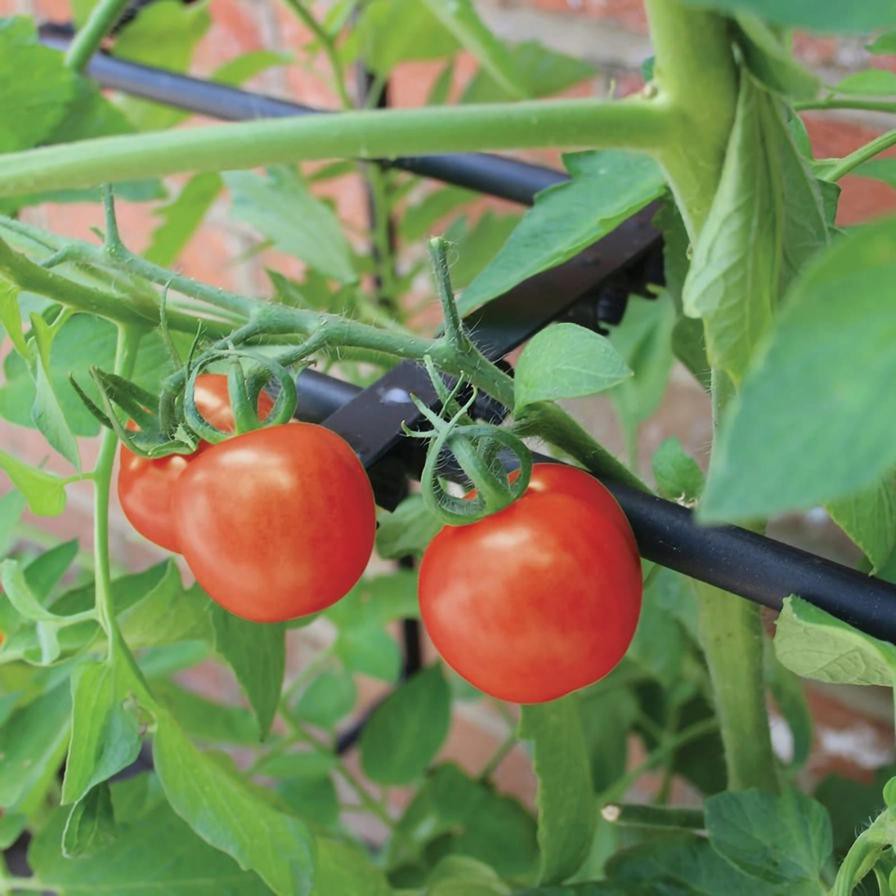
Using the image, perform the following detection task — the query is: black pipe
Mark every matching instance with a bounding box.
[294,368,896,644]
[38,24,567,206]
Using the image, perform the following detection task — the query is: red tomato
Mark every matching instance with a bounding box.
[172,423,376,622]
[117,374,274,552]
[418,464,642,703]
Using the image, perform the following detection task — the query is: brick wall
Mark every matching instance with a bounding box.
[2,0,894,798]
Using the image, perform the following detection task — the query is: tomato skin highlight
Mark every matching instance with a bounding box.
[172,423,376,622]
[117,374,274,552]
[418,464,642,704]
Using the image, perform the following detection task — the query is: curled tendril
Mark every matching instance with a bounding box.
[183,348,298,444]
[406,363,532,526]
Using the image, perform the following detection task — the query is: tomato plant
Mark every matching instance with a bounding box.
[1,1,896,895]
[420,464,642,703]
[117,373,275,551]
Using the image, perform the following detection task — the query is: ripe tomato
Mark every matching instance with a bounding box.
[418,464,642,703]
[172,423,376,622]
[117,374,274,552]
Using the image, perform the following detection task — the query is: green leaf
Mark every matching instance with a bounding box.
[225,167,355,282]
[257,749,338,781]
[0,18,77,153]
[360,664,451,784]
[459,151,666,315]
[277,776,340,832]
[425,856,511,895]
[764,646,812,769]
[0,558,85,624]
[682,75,828,383]
[461,40,596,103]
[29,775,274,895]
[0,281,30,358]
[328,572,416,682]
[652,437,704,503]
[514,323,632,412]
[400,187,478,242]
[61,660,143,805]
[62,782,118,858]
[700,218,896,522]
[376,495,443,559]
[5,78,165,209]
[774,596,896,686]
[0,449,67,516]
[705,788,832,888]
[31,314,81,468]
[113,0,212,131]
[154,681,260,745]
[294,669,357,729]
[212,49,293,86]
[145,172,222,266]
[0,313,186,438]
[827,473,896,572]
[815,769,892,856]
[519,696,595,884]
[118,561,213,649]
[336,624,402,681]
[577,685,638,795]
[443,211,522,290]
[391,763,537,879]
[210,601,285,740]
[854,157,896,187]
[421,0,525,99]
[0,683,70,811]
[868,31,896,54]
[311,838,393,896]
[608,293,676,440]
[0,490,25,556]
[3,564,167,667]
[607,834,774,895]
[679,0,896,32]
[24,539,79,599]
[347,0,458,75]
[834,69,896,95]
[734,14,819,99]
[153,715,314,896]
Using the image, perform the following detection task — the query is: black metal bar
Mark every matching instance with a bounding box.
[294,368,896,644]
[38,24,567,206]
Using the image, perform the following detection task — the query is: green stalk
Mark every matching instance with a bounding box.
[0,236,234,336]
[693,582,779,791]
[795,97,896,115]
[64,0,131,71]
[597,717,719,805]
[92,325,140,652]
[822,129,896,182]
[279,0,353,109]
[0,98,672,198]
[645,0,738,237]
[645,0,778,794]
[601,802,705,831]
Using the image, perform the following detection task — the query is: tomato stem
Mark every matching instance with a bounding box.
[821,129,896,182]
[92,324,140,656]
[0,97,675,199]
[63,0,131,72]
